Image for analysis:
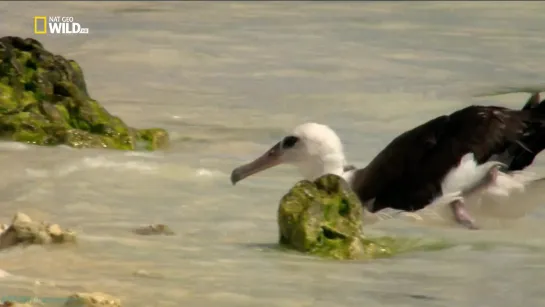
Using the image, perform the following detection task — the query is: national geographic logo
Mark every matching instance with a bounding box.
[33,16,89,35]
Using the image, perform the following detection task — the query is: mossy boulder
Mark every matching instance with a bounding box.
[0,36,169,150]
[277,174,450,260]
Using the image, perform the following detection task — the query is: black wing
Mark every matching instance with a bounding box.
[352,104,539,212]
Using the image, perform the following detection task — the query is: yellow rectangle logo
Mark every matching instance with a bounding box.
[34,16,47,34]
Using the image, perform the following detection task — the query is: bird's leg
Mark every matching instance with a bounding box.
[449,199,478,230]
[449,164,502,230]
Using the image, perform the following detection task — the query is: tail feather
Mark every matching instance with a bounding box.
[522,92,541,111]
[504,92,545,171]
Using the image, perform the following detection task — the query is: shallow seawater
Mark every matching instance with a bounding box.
[1,1,545,306]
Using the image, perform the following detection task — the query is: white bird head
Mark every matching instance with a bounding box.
[230,122,348,184]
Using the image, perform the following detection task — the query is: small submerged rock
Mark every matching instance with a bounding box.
[132,224,174,236]
[63,292,121,307]
[277,174,450,260]
[0,212,76,250]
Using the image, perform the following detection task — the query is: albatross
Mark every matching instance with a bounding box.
[230,93,545,230]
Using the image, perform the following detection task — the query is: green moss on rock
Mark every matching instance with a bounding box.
[136,128,170,150]
[0,36,169,150]
[277,174,451,260]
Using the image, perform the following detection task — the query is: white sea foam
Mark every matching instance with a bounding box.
[196,168,219,177]
[25,156,159,179]
[0,269,11,278]
[0,142,30,151]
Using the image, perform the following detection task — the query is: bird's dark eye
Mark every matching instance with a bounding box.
[281,135,299,149]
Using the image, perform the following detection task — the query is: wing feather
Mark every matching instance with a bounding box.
[353,105,529,212]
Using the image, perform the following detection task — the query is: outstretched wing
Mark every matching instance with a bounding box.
[352,105,531,212]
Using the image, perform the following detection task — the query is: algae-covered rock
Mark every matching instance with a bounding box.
[132,224,175,236]
[136,128,169,151]
[277,174,450,260]
[0,36,169,150]
[64,292,120,307]
[0,212,76,250]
